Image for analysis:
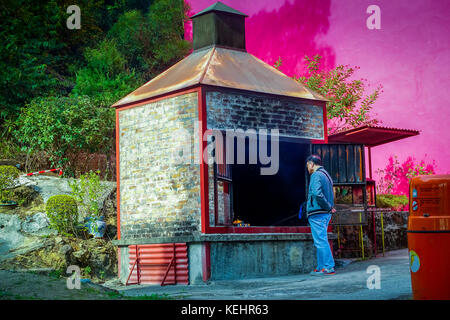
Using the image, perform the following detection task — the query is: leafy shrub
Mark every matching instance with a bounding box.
[68,170,103,218]
[14,95,115,171]
[45,194,79,237]
[376,194,409,211]
[0,165,20,202]
[0,138,23,159]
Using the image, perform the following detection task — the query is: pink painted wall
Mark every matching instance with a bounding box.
[186,0,450,178]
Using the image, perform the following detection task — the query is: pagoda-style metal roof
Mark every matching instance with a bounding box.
[328,125,420,147]
[112,46,327,108]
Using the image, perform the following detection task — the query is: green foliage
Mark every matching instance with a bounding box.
[0,165,20,202]
[125,293,172,300]
[108,10,147,71]
[108,0,192,78]
[68,170,103,218]
[289,55,382,134]
[376,194,409,211]
[72,39,139,106]
[14,96,115,169]
[0,138,23,160]
[82,266,92,277]
[45,194,79,237]
[49,269,63,279]
[0,0,107,123]
[1,0,192,178]
[99,0,153,31]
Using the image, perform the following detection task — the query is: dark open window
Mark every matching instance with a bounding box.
[228,137,310,227]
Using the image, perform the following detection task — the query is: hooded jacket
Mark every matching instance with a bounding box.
[306,166,334,217]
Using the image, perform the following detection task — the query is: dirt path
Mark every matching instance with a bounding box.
[0,270,170,300]
[0,270,123,300]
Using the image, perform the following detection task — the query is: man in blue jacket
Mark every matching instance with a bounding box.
[306,154,336,275]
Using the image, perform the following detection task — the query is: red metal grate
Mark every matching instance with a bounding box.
[126,243,188,286]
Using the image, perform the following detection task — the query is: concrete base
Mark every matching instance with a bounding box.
[115,233,335,285]
[209,240,316,281]
[118,246,130,284]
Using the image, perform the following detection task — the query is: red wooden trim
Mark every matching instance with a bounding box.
[322,101,328,143]
[198,86,210,233]
[205,226,318,234]
[115,108,121,240]
[136,245,140,284]
[113,86,201,111]
[126,245,140,286]
[203,225,332,234]
[202,242,211,282]
[161,256,175,286]
[198,87,211,284]
[126,259,138,285]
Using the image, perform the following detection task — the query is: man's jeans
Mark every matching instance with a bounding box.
[308,213,335,270]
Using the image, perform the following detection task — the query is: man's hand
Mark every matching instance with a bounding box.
[331,208,337,214]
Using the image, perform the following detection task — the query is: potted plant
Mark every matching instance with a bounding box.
[0,165,20,208]
[69,170,106,238]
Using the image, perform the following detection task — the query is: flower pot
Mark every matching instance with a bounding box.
[84,216,106,238]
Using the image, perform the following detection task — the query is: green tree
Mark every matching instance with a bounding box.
[276,55,382,135]
[0,0,108,123]
[108,0,192,78]
[71,39,139,106]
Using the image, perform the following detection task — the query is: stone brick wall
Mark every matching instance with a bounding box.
[118,92,201,240]
[205,89,324,140]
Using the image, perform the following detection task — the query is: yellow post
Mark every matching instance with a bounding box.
[359,211,365,260]
[380,212,385,256]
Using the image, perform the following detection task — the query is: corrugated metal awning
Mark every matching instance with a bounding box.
[328,125,420,147]
[112,46,327,108]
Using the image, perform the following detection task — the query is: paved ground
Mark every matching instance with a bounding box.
[107,248,413,300]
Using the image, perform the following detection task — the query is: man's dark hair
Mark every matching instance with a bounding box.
[306,154,322,166]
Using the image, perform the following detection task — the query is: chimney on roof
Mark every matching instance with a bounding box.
[190,1,248,51]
